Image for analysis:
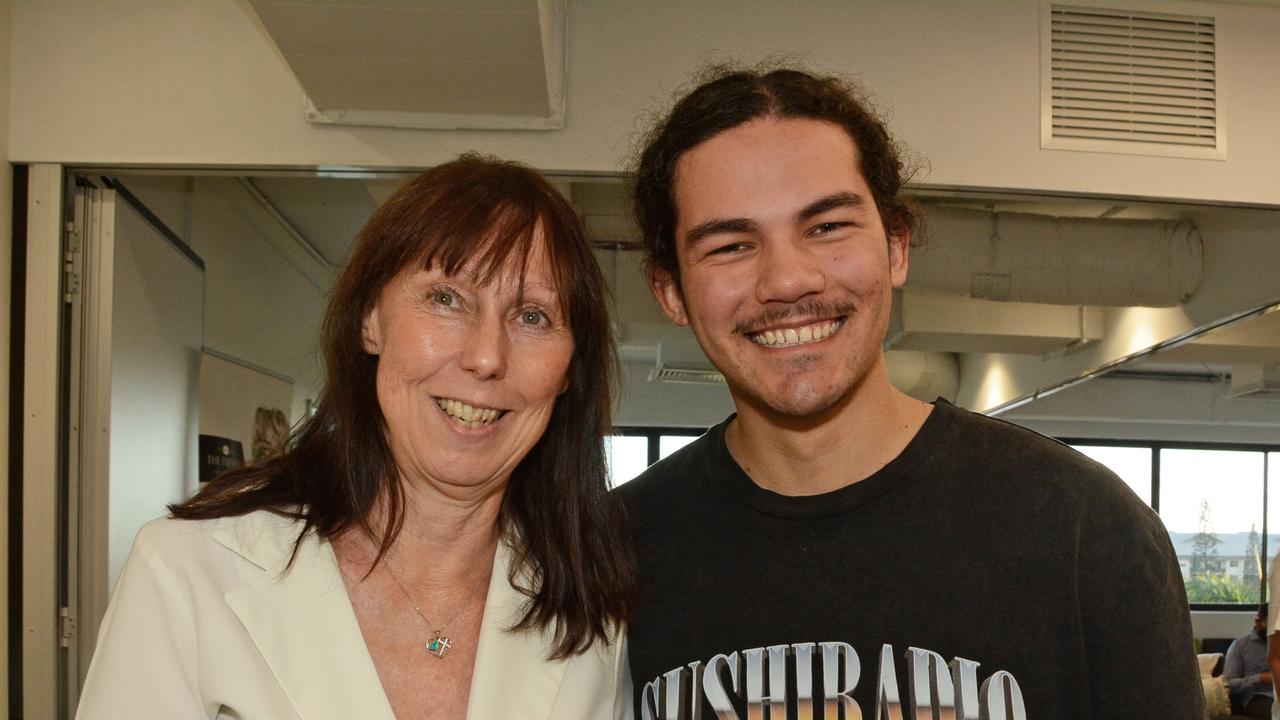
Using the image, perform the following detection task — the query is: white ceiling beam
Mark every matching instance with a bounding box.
[888,289,1103,355]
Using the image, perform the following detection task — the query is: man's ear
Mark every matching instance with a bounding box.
[361,306,383,355]
[888,224,911,289]
[648,266,690,327]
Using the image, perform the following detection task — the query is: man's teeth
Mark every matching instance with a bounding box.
[435,398,502,428]
[751,319,843,348]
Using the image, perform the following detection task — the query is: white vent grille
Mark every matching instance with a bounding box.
[647,365,726,385]
[1043,4,1223,158]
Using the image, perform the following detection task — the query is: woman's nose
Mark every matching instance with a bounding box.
[457,315,508,380]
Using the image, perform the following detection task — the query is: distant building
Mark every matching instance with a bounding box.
[1167,532,1278,582]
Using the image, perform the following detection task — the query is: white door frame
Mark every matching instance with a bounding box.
[23,163,65,719]
[63,182,117,714]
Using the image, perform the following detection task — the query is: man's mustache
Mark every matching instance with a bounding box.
[733,300,856,335]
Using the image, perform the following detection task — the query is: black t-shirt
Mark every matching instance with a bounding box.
[619,400,1203,719]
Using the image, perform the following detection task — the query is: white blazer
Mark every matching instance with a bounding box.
[76,510,631,719]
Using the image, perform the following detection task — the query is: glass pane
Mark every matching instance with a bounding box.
[1070,445,1152,506]
[605,435,649,488]
[659,435,698,460]
[1268,452,1280,601]
[1160,448,1265,604]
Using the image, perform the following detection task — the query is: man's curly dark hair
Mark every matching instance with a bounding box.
[632,64,920,286]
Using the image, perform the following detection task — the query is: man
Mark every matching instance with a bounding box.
[1224,604,1274,718]
[619,67,1203,719]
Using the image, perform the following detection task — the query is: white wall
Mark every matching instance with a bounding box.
[0,0,12,708]
[9,1,1280,205]
[1192,610,1256,643]
[187,177,327,423]
[118,175,190,240]
[108,199,203,588]
[117,175,327,422]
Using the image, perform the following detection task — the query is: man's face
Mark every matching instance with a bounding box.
[650,117,909,420]
[1256,613,1268,637]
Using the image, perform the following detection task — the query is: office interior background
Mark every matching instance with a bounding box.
[1,0,1279,716]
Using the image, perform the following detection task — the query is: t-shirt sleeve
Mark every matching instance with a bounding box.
[1269,553,1280,635]
[76,522,210,719]
[1076,478,1205,719]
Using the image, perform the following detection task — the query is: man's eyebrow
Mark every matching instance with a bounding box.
[682,217,758,250]
[796,192,869,223]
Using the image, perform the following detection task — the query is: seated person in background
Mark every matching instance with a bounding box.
[1224,604,1275,719]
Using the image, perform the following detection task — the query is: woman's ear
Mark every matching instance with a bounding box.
[361,306,383,355]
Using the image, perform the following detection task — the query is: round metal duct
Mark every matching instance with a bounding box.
[910,207,1202,307]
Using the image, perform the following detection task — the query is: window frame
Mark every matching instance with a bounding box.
[1061,437,1279,611]
[612,426,708,467]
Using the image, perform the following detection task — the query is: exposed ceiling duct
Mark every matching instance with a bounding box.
[910,207,1203,307]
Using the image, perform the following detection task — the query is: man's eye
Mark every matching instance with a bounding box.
[811,222,846,235]
[708,242,749,255]
[432,290,455,306]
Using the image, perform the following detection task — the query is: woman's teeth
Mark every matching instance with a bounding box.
[751,319,843,348]
[435,398,502,428]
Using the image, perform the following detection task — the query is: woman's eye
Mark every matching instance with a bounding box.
[520,309,548,326]
[431,290,455,307]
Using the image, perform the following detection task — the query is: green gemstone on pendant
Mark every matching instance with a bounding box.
[426,632,452,658]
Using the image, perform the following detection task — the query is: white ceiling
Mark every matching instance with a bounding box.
[248,176,377,266]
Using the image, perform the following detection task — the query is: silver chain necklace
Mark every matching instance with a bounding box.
[384,560,488,659]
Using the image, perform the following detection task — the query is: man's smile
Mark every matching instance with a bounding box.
[747,317,845,348]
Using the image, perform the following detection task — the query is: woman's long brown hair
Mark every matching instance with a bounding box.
[171,155,633,658]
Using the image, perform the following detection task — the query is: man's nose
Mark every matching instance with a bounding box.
[754,237,826,304]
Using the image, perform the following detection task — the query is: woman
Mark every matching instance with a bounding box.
[77,156,634,719]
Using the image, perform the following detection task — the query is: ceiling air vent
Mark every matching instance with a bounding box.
[648,365,726,386]
[643,342,726,385]
[1042,3,1223,159]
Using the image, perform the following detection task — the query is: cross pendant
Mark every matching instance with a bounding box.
[426,632,452,658]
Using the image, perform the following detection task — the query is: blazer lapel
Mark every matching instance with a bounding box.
[214,513,397,720]
[466,542,569,720]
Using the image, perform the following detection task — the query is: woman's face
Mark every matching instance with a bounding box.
[361,233,574,499]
